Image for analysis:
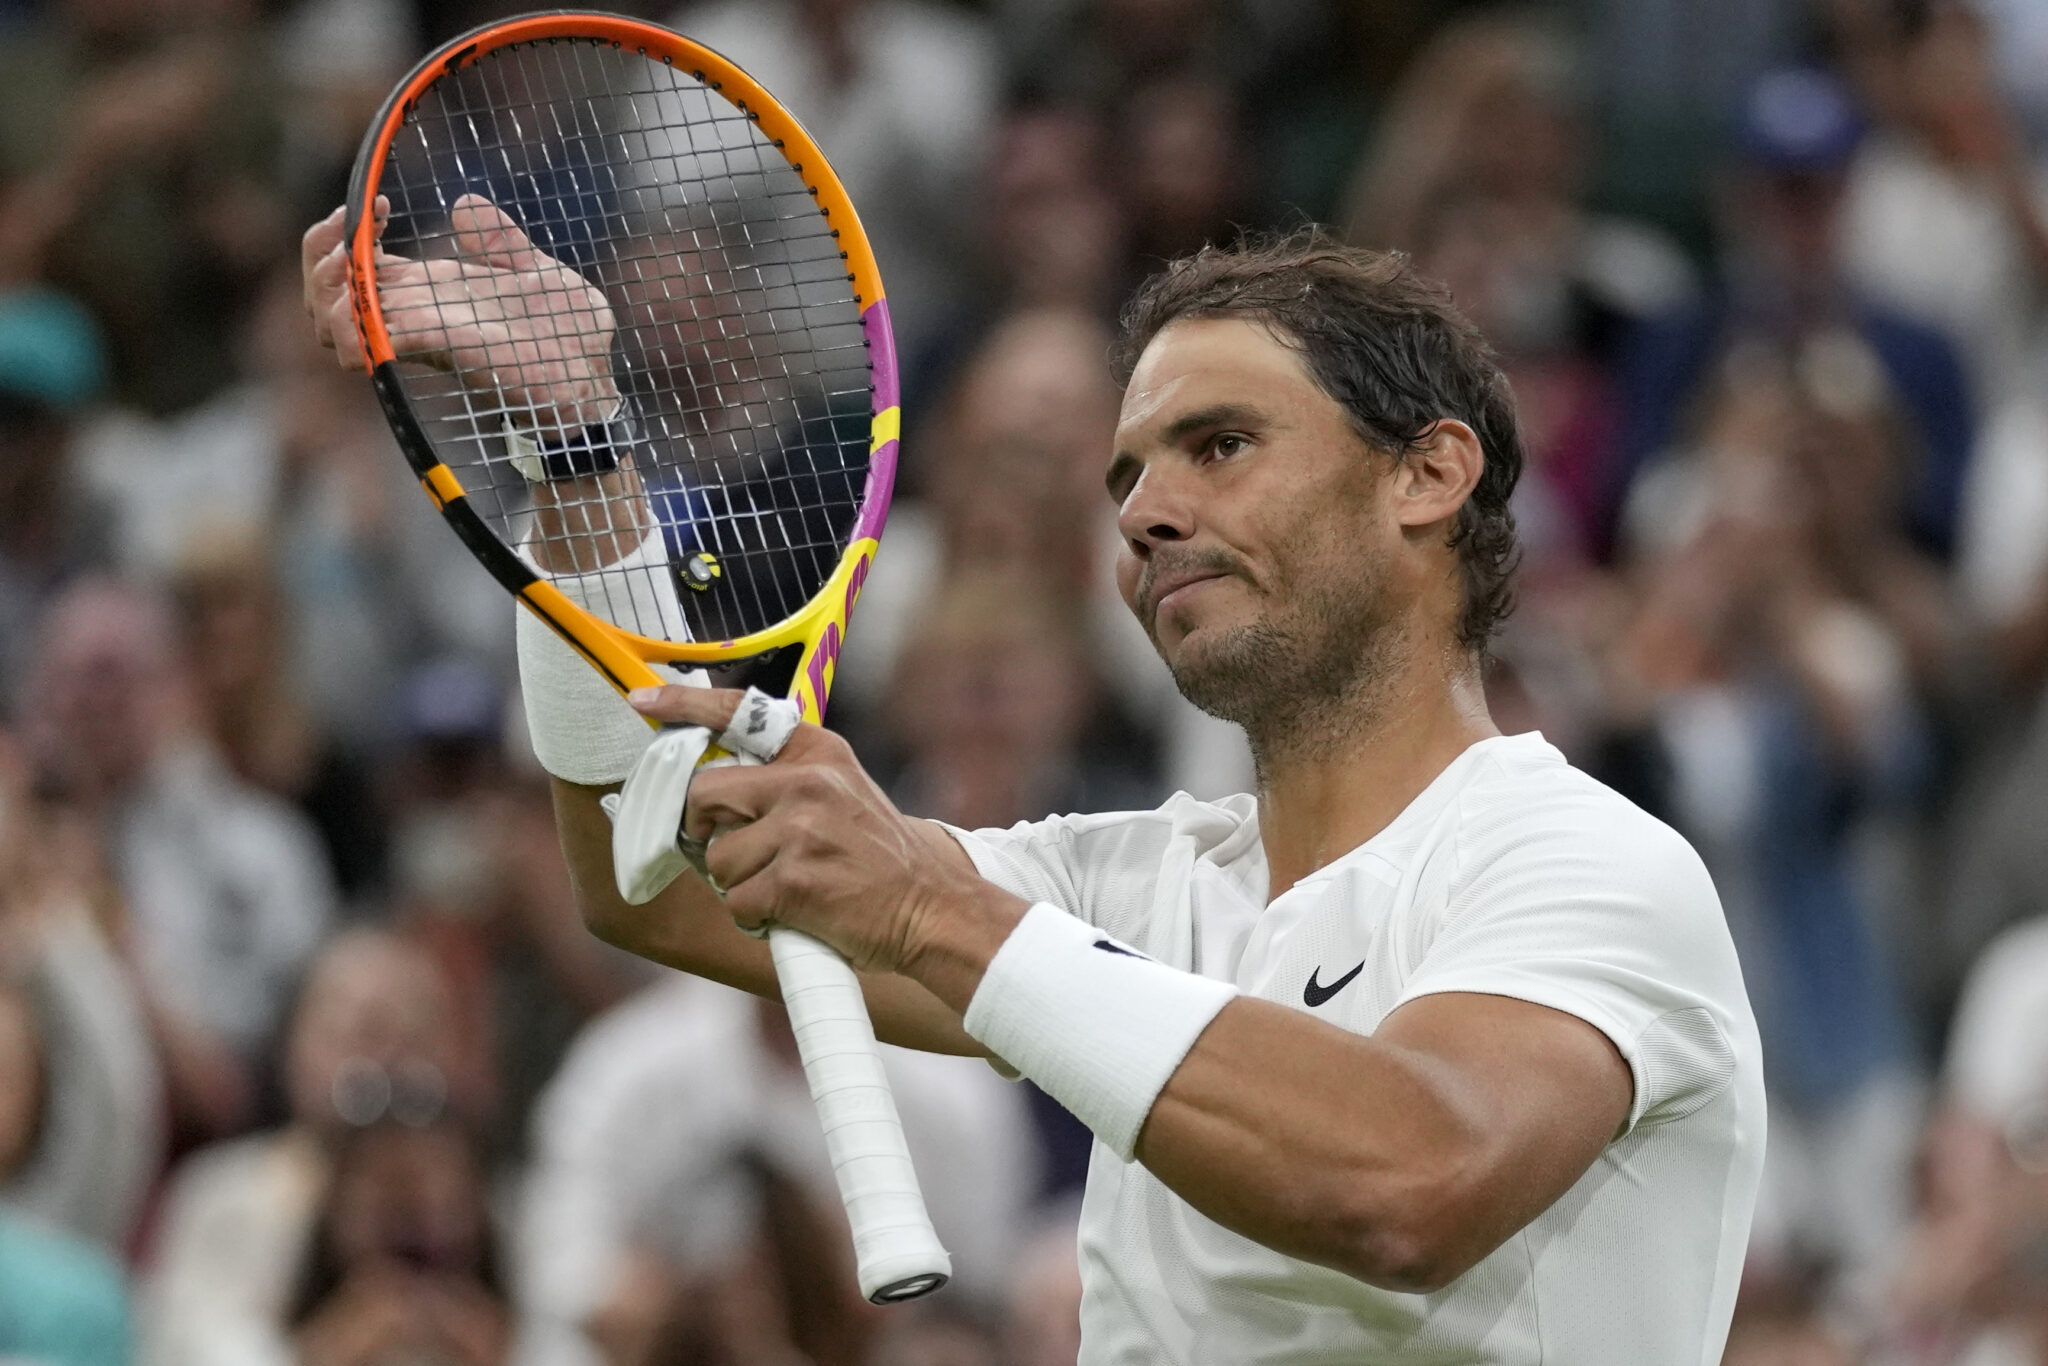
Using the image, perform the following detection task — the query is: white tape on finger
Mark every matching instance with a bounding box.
[717,687,802,761]
[769,928,951,1303]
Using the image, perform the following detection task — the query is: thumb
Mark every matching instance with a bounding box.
[449,193,544,272]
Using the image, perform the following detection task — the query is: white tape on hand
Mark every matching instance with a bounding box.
[717,687,802,762]
[611,724,714,905]
[515,527,706,787]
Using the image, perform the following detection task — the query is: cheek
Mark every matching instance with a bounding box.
[1114,545,1143,607]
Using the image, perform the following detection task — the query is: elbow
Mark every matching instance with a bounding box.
[565,864,636,950]
[1320,1160,1489,1294]
[579,896,629,949]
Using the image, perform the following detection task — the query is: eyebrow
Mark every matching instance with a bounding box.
[1105,402,1270,500]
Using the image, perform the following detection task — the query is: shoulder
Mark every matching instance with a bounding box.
[1449,737,1711,895]
[1411,737,1743,1014]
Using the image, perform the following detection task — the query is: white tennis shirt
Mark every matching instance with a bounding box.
[948,731,1765,1365]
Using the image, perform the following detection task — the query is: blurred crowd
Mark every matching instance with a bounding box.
[3,0,2048,1362]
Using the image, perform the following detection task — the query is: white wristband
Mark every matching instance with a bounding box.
[515,528,706,786]
[962,903,1237,1161]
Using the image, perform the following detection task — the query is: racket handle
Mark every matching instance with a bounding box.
[766,926,952,1304]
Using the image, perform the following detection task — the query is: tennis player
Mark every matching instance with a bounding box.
[306,222,1764,1362]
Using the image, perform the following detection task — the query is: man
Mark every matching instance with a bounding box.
[305,207,1764,1362]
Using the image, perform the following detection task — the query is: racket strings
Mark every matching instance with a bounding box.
[376,37,872,646]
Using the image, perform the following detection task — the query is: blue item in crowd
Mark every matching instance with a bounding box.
[0,289,106,413]
[0,1211,132,1366]
[1611,295,1977,562]
[1738,67,1865,173]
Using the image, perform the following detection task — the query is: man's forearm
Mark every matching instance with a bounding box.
[896,900,1629,1292]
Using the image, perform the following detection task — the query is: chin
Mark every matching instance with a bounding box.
[1161,624,1277,726]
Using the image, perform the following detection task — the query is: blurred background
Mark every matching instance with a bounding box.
[2,0,2048,1362]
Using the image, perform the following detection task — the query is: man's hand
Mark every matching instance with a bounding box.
[626,685,1027,1004]
[301,195,619,429]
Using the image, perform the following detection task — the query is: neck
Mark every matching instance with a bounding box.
[1251,635,1498,901]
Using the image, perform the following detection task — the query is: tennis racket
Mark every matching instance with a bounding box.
[339,12,945,1303]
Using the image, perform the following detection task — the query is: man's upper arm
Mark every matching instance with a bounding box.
[1373,990,1633,1269]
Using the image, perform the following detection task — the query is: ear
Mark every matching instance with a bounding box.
[1388,419,1484,532]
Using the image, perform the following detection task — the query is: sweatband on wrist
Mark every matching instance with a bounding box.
[962,903,1238,1161]
[515,527,706,786]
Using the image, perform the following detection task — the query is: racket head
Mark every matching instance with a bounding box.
[344,12,898,719]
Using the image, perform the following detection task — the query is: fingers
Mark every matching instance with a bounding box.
[629,683,745,730]
[698,814,778,894]
[680,761,792,843]
[450,193,546,273]
[302,205,372,369]
[300,206,345,313]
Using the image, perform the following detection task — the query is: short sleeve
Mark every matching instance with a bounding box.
[1394,785,1751,1135]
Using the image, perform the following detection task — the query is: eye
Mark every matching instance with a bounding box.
[1205,432,1251,461]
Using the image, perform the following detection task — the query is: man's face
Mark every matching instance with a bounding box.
[1108,317,1403,728]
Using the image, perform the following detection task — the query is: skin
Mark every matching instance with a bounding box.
[303,225,1633,1292]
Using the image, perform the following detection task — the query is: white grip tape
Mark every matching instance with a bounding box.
[606,710,953,1301]
[770,928,952,1303]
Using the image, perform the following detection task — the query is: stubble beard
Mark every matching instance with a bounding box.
[1156,544,1405,774]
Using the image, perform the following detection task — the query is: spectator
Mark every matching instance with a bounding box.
[877,568,1153,833]
[1115,73,1252,272]
[1880,916,2048,1360]
[519,977,1036,1363]
[144,927,482,1366]
[968,105,1127,325]
[171,531,386,900]
[1610,350,1937,1287]
[76,264,513,744]
[383,658,644,1150]
[1835,0,2048,406]
[287,1121,512,1366]
[0,975,134,1366]
[0,287,113,708]
[20,576,336,1140]
[841,306,1248,800]
[0,729,164,1252]
[0,0,290,415]
[667,0,998,364]
[1342,10,1697,357]
[1616,66,1979,565]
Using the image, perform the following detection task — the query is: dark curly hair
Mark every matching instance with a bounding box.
[1111,227,1523,652]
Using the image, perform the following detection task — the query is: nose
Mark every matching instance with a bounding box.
[1115,463,1195,560]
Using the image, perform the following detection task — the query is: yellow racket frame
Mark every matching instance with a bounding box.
[346,12,900,724]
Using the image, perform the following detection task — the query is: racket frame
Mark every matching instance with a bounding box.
[342,12,946,1305]
[343,10,901,726]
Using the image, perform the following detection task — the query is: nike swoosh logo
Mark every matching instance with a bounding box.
[1093,939,1148,960]
[1303,961,1364,1008]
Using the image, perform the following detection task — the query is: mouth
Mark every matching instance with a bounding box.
[1145,567,1231,625]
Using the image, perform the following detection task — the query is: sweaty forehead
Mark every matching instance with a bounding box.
[1115,316,1323,442]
